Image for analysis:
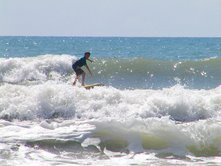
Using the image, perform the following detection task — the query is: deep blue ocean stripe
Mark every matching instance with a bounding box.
[0,37,221,60]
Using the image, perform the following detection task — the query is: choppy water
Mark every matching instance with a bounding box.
[1,37,221,165]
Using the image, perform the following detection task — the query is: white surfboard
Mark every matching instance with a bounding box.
[83,83,104,89]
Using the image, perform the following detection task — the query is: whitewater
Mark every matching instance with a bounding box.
[0,54,221,165]
[1,37,221,165]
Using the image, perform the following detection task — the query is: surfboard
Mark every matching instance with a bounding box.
[83,83,104,89]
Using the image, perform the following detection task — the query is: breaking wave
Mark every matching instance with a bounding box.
[0,54,221,88]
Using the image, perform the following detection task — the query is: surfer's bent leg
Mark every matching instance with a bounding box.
[82,72,86,86]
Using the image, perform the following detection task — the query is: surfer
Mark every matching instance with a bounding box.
[72,52,93,86]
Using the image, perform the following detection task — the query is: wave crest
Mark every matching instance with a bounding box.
[1,54,221,88]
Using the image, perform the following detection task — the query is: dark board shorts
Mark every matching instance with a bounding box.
[73,68,84,76]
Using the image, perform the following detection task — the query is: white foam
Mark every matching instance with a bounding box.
[1,80,221,122]
[1,117,221,164]
[0,82,76,120]
[0,54,75,83]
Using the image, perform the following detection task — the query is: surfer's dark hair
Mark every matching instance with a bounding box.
[84,52,91,56]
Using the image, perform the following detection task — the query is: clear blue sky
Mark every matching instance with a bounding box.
[1,0,221,37]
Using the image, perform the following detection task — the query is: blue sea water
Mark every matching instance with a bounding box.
[1,37,221,165]
[1,37,221,60]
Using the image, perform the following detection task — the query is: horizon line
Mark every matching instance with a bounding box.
[0,35,221,38]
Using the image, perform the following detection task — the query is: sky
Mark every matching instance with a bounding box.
[1,0,221,37]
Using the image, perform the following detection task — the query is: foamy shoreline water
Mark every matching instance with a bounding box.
[1,114,221,165]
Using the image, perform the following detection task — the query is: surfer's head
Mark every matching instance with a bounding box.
[84,52,91,59]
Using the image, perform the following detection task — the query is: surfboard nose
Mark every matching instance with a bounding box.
[83,83,104,89]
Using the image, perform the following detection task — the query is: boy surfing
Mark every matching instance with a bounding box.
[72,52,93,86]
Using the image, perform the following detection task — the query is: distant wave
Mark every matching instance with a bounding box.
[93,56,221,79]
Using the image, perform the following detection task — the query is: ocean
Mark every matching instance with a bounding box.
[0,36,221,165]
